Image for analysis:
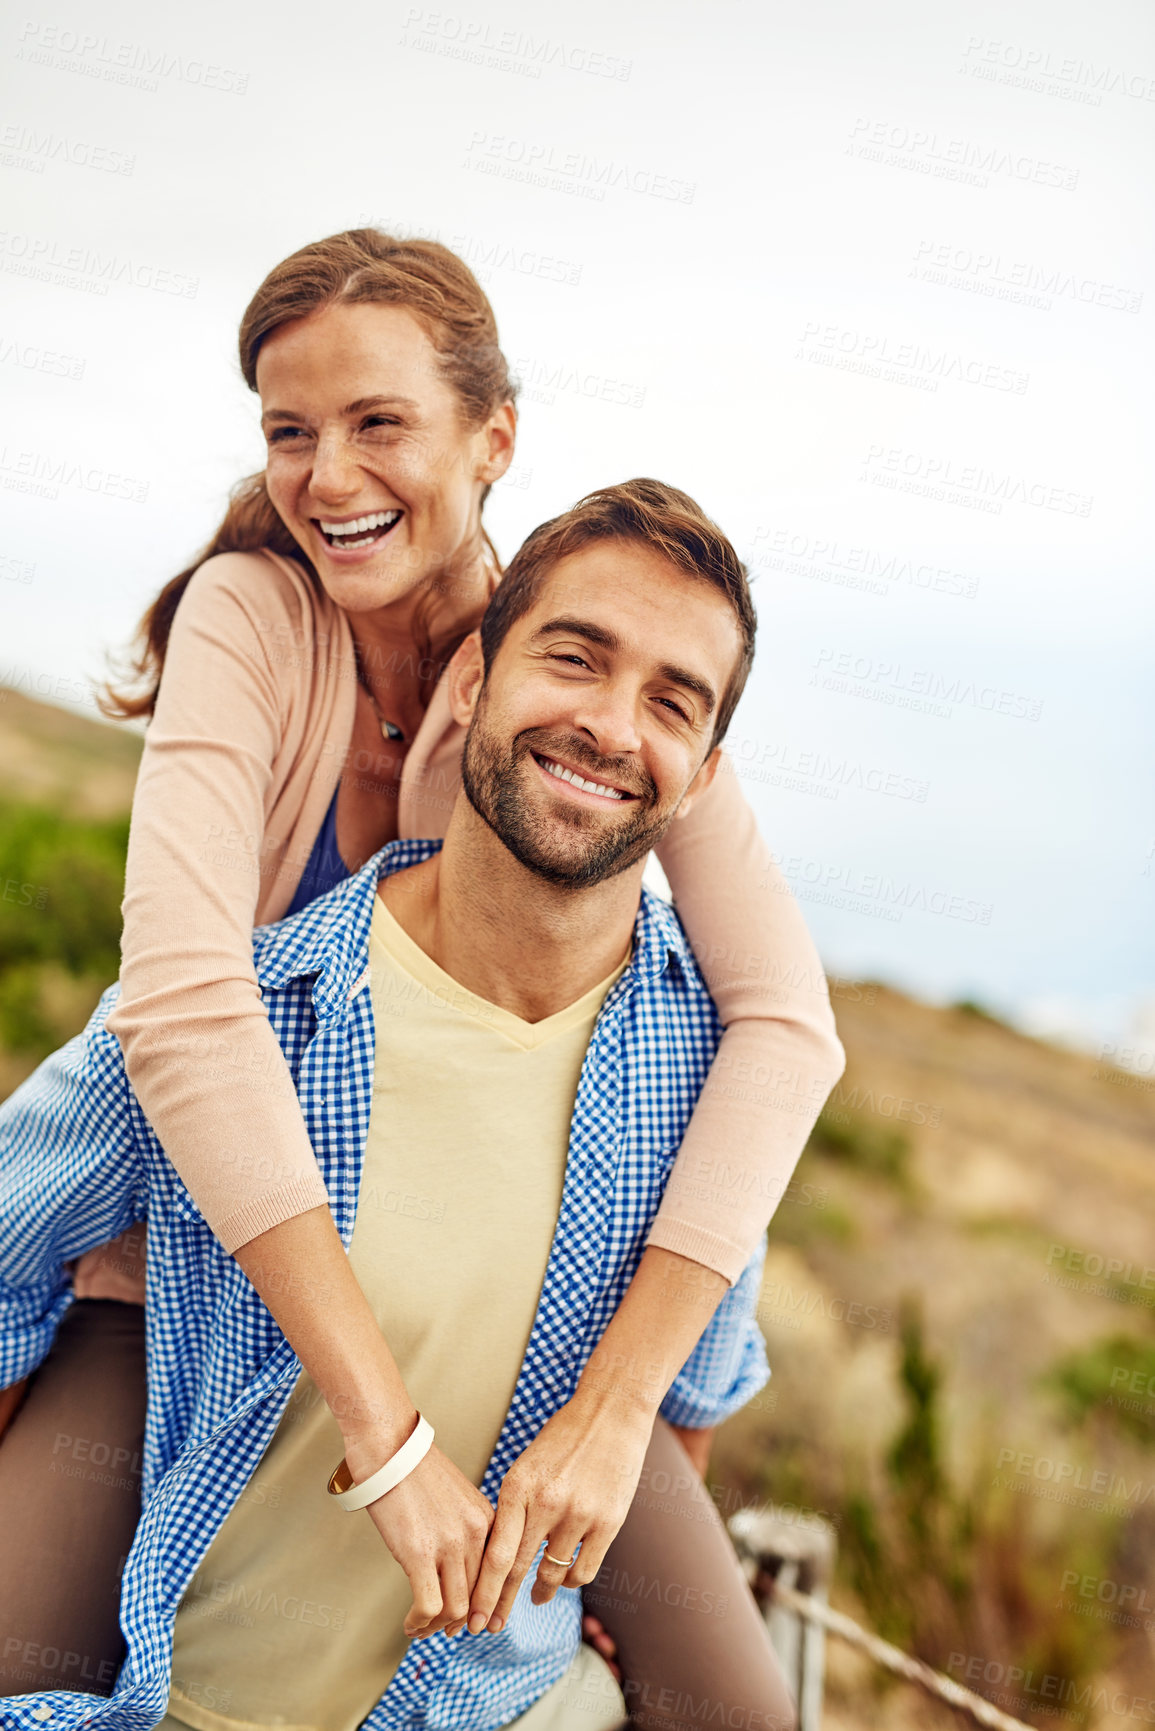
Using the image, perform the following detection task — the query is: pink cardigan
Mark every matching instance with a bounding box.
[103,550,844,1283]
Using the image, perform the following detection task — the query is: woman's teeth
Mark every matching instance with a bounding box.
[318,510,401,549]
[540,755,628,800]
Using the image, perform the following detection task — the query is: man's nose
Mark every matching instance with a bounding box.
[309,432,362,503]
[570,687,644,758]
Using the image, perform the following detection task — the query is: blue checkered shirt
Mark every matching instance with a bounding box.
[0,840,769,1731]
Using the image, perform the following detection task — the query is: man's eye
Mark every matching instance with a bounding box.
[362,416,400,431]
[550,652,591,669]
[268,427,307,445]
[657,697,691,721]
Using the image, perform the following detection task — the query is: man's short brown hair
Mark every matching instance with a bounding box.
[479,478,756,744]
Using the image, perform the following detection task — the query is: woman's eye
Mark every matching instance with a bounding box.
[268,427,307,445]
[362,415,400,432]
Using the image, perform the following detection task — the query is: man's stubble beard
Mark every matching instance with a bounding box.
[460,702,676,890]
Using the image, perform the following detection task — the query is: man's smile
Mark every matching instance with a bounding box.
[531,751,638,805]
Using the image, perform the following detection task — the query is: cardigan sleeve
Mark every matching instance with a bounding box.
[650,762,845,1284]
[105,555,331,1251]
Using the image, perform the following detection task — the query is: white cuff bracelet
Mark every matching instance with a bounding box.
[327,1413,435,1512]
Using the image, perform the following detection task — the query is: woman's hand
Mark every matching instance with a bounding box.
[465,1389,654,1635]
[235,1210,497,1638]
[346,1431,497,1640]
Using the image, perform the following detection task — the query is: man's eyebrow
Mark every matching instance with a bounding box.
[531,616,717,715]
[531,616,620,652]
[260,395,419,425]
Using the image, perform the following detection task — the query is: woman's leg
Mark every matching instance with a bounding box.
[585,1416,796,1731]
[0,1298,146,1697]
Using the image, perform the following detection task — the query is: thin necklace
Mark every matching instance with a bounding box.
[356,666,404,743]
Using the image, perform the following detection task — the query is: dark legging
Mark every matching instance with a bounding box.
[0,1300,146,1696]
[0,1301,794,1728]
[588,1419,795,1731]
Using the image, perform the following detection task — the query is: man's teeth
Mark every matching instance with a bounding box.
[541,756,627,800]
[319,510,401,544]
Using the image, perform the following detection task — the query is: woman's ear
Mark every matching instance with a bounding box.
[477,400,517,485]
[446,632,486,727]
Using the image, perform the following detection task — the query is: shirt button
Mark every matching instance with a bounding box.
[33,1710,54,1722]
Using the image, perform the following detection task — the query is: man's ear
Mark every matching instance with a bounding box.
[476,400,517,486]
[673,746,722,821]
[446,631,486,727]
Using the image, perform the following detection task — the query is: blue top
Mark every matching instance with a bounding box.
[0,841,770,1731]
[283,784,350,917]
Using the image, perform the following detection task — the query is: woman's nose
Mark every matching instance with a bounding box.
[309,432,361,502]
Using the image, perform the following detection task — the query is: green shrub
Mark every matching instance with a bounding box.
[1044,1335,1155,1445]
[0,798,127,1057]
[834,1302,1123,1723]
[808,1103,912,1187]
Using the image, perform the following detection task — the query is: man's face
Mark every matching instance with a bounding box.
[460,540,744,887]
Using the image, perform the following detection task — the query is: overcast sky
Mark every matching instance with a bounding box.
[1,0,1152,1065]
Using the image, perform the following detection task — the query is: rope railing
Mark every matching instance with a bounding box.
[728,1506,1039,1731]
[769,1580,1037,1731]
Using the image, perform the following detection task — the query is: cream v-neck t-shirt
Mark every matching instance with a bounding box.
[167,895,629,1731]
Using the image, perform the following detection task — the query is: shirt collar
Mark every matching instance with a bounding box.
[252,841,697,1013]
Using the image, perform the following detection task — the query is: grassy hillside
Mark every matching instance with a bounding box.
[2,688,1152,1726]
[0,686,140,1096]
[0,685,142,817]
[714,984,1155,1728]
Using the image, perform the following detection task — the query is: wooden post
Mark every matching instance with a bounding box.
[728,1506,838,1731]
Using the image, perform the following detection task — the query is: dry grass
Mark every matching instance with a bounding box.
[0,684,141,818]
[712,985,1155,1728]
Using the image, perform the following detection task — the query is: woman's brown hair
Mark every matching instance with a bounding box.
[102,229,518,720]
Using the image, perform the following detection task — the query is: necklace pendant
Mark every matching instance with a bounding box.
[379,717,404,743]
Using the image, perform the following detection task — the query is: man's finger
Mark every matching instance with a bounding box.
[468,1496,526,1631]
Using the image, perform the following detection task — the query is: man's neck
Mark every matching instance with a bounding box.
[379,804,640,1022]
